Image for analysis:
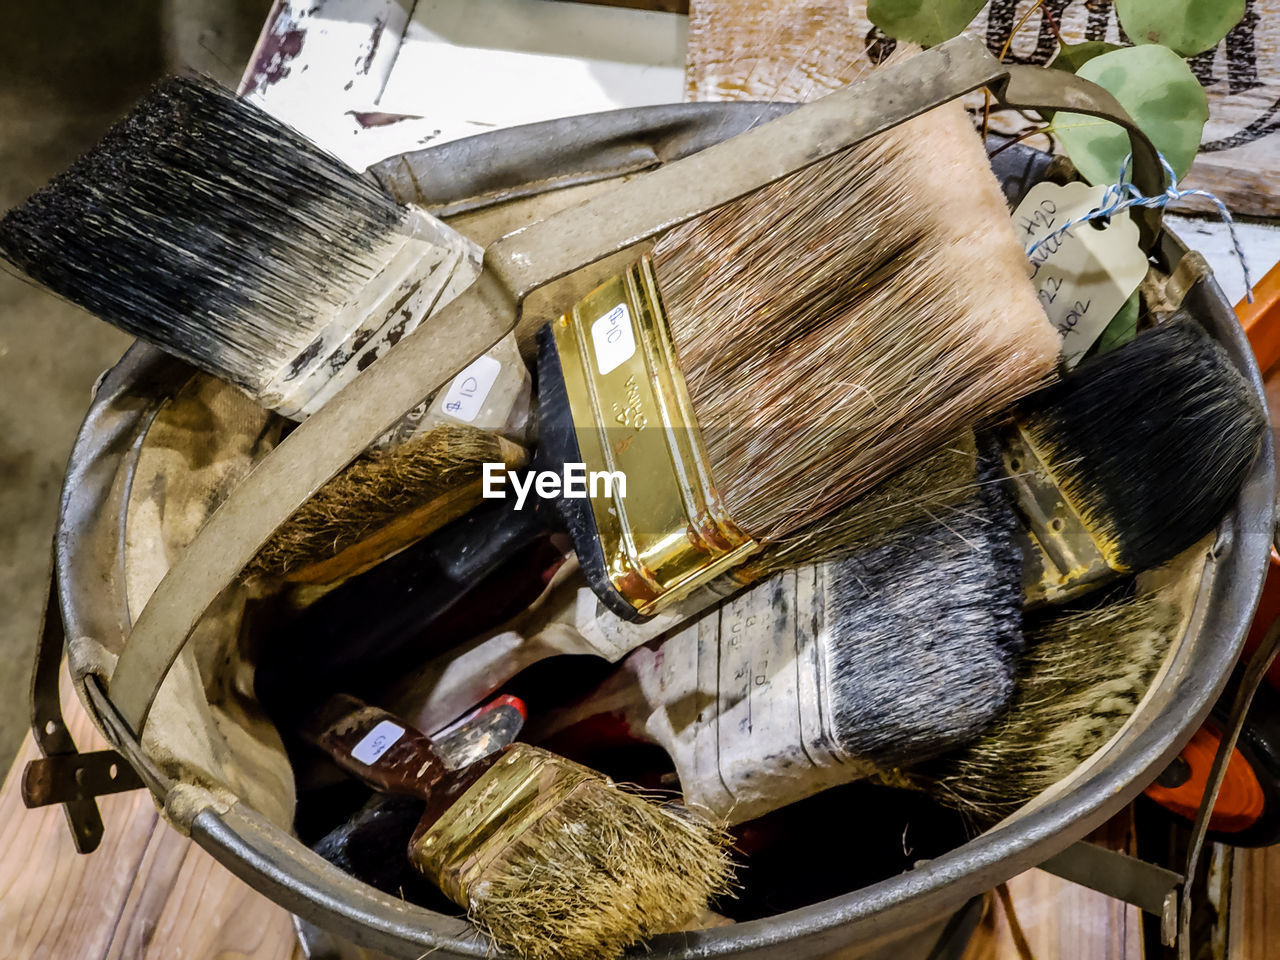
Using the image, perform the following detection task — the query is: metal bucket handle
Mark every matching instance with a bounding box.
[101,36,1165,739]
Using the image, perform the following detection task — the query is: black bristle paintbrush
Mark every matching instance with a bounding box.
[0,76,480,415]
[1003,317,1265,605]
[527,468,1024,824]
[0,76,535,584]
[303,694,734,960]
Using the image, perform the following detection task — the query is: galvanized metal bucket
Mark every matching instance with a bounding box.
[39,99,1276,959]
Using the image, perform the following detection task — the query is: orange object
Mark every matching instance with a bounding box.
[1144,725,1266,834]
[1238,257,1280,376]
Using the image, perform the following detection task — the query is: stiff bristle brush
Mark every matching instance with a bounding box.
[1001,317,1266,605]
[917,593,1180,823]
[304,694,734,960]
[0,76,534,583]
[527,470,1025,824]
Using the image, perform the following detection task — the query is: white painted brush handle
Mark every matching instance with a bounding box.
[389,558,741,732]
[261,207,535,446]
[603,565,870,824]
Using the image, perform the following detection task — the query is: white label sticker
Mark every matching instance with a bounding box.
[350,720,405,766]
[1013,181,1148,367]
[591,303,636,376]
[441,354,502,423]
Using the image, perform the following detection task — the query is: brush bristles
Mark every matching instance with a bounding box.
[469,786,734,960]
[652,99,1059,542]
[1018,320,1266,572]
[746,430,979,576]
[0,76,408,394]
[244,425,508,581]
[921,594,1178,823]
[825,449,1025,767]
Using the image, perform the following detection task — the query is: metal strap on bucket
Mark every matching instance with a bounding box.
[22,546,145,853]
[100,36,1163,739]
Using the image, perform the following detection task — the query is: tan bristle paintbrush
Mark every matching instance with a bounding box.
[916,593,1180,824]
[303,694,734,960]
[0,76,536,585]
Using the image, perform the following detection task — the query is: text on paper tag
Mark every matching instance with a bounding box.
[1013,181,1148,367]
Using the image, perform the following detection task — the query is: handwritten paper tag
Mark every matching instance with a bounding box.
[440,354,502,423]
[1013,181,1148,367]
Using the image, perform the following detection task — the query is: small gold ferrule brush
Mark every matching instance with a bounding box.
[303,695,733,960]
[1002,318,1265,606]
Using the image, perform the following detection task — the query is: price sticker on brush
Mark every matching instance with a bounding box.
[1013,181,1147,367]
[350,720,405,765]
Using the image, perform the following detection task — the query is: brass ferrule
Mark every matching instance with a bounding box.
[410,744,601,905]
[551,256,759,617]
[1003,426,1117,606]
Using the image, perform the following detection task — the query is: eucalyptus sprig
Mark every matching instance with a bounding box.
[867,0,1245,186]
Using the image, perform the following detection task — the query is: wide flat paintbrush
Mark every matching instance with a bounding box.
[303,694,733,960]
[0,76,535,583]
[524,472,1024,824]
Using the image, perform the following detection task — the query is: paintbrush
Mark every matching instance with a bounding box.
[310,693,527,897]
[524,470,1024,824]
[917,593,1180,824]
[1002,317,1265,605]
[0,76,535,584]
[303,693,734,960]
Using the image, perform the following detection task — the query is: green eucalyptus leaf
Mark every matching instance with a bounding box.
[1049,40,1122,73]
[1116,0,1245,57]
[866,0,986,47]
[1093,290,1141,357]
[1054,45,1208,186]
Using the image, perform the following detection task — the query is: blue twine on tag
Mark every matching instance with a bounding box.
[1026,152,1254,303]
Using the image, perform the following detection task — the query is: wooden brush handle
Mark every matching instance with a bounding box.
[302,694,447,798]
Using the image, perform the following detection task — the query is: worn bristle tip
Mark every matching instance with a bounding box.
[246,425,507,581]
[651,99,1059,542]
[922,594,1179,823]
[1018,320,1266,572]
[0,75,407,393]
[825,439,1025,768]
[469,784,734,960]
